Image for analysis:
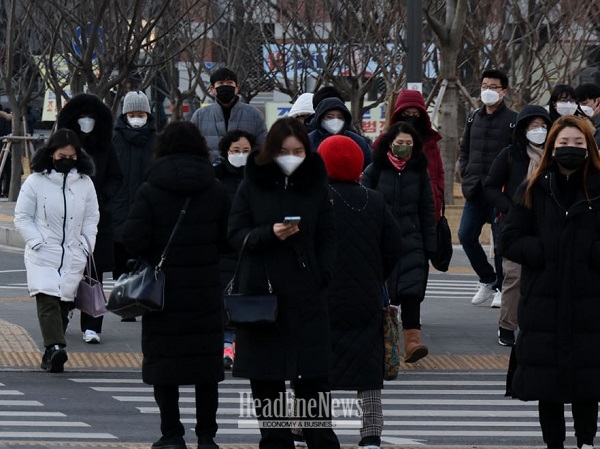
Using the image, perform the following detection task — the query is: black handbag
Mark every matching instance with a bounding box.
[431,196,453,272]
[106,197,191,319]
[224,233,278,328]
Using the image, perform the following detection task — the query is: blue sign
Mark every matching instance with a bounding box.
[72,23,104,59]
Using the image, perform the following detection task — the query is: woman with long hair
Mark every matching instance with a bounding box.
[503,116,600,449]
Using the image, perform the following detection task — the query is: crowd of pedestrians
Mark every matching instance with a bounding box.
[12,66,600,449]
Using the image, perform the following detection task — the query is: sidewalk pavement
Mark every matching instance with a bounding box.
[1,197,510,373]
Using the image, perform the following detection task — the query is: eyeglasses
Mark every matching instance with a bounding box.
[481,85,503,91]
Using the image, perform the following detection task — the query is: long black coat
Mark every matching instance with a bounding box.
[122,154,230,385]
[503,167,600,402]
[327,181,402,390]
[111,113,157,241]
[361,149,436,303]
[227,151,337,381]
[57,94,123,271]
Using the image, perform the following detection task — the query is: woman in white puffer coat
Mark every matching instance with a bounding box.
[14,128,99,373]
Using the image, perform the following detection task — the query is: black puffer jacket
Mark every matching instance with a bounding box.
[227,151,337,381]
[121,154,230,385]
[57,93,123,271]
[503,167,600,401]
[459,102,517,201]
[361,147,436,303]
[327,181,402,390]
[111,113,157,241]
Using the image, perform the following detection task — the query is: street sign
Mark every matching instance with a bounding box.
[72,23,104,59]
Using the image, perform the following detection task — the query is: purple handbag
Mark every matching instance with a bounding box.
[74,236,107,318]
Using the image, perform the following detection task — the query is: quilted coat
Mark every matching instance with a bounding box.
[227,150,337,381]
[190,99,267,162]
[14,154,99,301]
[503,167,600,402]
[121,153,230,385]
[327,181,402,390]
[459,102,517,201]
[361,145,436,303]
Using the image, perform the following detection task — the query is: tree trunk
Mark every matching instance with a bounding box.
[437,48,460,206]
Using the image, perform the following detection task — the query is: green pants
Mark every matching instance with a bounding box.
[36,293,70,348]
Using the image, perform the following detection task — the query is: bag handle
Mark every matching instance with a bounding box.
[227,232,273,294]
[81,235,101,282]
[156,197,191,270]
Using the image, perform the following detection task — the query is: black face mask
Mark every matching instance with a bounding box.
[399,116,419,125]
[54,159,76,174]
[215,85,236,104]
[553,146,588,170]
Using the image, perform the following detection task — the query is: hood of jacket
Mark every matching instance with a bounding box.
[57,93,114,152]
[514,104,552,146]
[312,98,352,134]
[244,150,327,192]
[30,145,96,176]
[145,154,216,195]
[114,113,157,146]
[391,90,440,142]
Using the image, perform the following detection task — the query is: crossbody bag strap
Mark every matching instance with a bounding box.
[156,197,192,270]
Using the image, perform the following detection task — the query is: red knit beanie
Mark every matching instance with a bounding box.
[318,135,364,182]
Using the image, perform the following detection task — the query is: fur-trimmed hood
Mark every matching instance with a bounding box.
[57,93,114,153]
[244,150,328,192]
[30,146,95,176]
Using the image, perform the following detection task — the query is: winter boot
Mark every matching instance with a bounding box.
[403,329,428,363]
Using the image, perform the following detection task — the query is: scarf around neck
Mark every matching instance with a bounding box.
[526,143,544,179]
[387,150,411,171]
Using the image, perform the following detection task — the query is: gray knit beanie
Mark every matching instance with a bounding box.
[122,91,151,114]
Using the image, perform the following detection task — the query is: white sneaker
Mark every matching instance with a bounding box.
[490,289,502,308]
[83,330,100,344]
[580,445,595,449]
[471,282,495,305]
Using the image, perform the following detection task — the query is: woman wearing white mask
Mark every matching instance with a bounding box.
[227,117,340,449]
[308,97,372,168]
[56,93,123,343]
[484,105,552,347]
[110,91,157,319]
[214,129,256,370]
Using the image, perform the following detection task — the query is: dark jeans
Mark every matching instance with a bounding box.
[250,378,340,449]
[36,293,71,347]
[458,196,503,289]
[538,400,598,449]
[153,383,218,440]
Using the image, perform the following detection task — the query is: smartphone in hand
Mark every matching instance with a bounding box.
[283,216,301,226]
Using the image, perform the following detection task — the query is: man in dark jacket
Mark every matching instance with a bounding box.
[458,69,517,307]
[575,82,600,148]
[190,67,267,163]
[308,97,372,168]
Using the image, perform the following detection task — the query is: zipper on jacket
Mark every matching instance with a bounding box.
[57,174,68,273]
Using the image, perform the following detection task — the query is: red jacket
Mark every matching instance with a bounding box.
[372,90,445,222]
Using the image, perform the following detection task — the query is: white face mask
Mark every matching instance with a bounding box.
[228,153,248,168]
[580,105,595,118]
[77,117,95,134]
[526,128,547,145]
[322,118,345,134]
[480,89,500,106]
[127,117,147,128]
[555,101,578,116]
[275,155,304,176]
